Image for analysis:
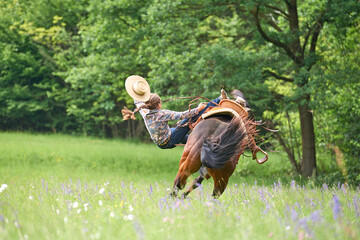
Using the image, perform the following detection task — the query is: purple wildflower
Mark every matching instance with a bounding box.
[332,195,342,220]
[291,208,299,222]
[158,200,163,211]
[290,180,296,189]
[160,198,168,210]
[149,184,153,196]
[295,202,302,215]
[263,202,271,215]
[258,189,266,202]
[309,210,323,223]
[309,198,316,209]
[353,195,359,218]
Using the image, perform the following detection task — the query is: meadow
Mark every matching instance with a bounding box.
[0,132,359,240]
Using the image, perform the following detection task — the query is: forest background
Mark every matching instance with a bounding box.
[0,0,359,183]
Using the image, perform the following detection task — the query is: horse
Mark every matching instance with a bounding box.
[170,113,267,198]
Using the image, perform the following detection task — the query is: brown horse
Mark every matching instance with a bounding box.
[170,114,267,198]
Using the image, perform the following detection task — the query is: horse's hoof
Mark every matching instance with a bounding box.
[169,192,177,198]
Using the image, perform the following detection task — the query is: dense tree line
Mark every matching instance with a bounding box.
[0,0,359,180]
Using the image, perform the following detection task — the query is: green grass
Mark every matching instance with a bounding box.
[0,132,359,240]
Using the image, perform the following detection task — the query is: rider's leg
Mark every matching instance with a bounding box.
[177,96,222,126]
[168,126,190,145]
[166,96,223,146]
[162,92,225,148]
[156,127,189,149]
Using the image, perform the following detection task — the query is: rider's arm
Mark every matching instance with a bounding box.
[134,100,149,117]
[134,100,144,109]
[159,108,199,122]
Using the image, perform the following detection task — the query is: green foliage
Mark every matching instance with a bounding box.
[0,18,55,130]
[0,0,359,177]
[313,15,360,182]
[0,0,83,132]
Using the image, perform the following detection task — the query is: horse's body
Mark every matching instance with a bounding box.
[170,115,256,198]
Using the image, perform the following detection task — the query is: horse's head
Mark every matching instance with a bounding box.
[231,89,251,109]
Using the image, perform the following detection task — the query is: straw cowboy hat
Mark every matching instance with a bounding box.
[125,75,151,101]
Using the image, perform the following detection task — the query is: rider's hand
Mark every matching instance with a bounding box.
[197,102,207,111]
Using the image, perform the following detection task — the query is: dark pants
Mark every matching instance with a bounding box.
[158,97,221,149]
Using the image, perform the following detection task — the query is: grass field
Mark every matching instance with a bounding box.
[0,132,359,239]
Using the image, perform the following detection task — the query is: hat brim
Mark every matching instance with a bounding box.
[125,75,151,101]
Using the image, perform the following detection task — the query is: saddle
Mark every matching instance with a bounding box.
[202,99,249,119]
[189,99,249,129]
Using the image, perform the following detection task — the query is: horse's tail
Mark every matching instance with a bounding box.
[200,117,248,169]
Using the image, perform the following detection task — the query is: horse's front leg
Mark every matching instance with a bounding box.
[170,186,179,197]
[170,154,202,198]
[170,137,203,198]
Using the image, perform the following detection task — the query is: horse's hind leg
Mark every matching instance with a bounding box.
[208,162,236,198]
[182,175,204,198]
[182,166,211,198]
[212,175,230,198]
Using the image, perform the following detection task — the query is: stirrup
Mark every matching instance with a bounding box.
[252,146,268,164]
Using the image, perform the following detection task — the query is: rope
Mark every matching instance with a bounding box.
[163,96,220,109]
[163,95,221,128]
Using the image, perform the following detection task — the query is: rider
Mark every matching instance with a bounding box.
[123,75,228,149]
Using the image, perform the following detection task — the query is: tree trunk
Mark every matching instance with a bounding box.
[275,131,300,174]
[266,120,301,174]
[298,102,316,177]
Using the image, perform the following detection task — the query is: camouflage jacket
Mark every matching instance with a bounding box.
[135,100,199,145]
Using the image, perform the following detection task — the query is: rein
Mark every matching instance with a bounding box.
[163,96,220,108]
[162,96,220,128]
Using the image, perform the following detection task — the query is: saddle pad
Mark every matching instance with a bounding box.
[202,107,240,119]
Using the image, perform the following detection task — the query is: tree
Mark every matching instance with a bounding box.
[55,0,152,137]
[251,0,360,177]
[314,11,360,183]
[142,0,360,177]
[0,0,61,131]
